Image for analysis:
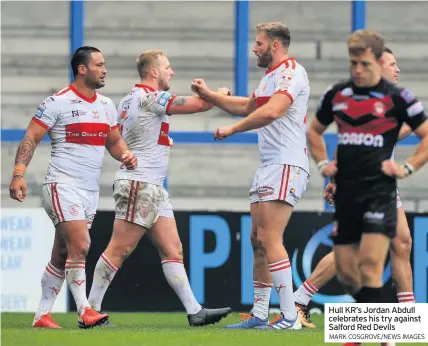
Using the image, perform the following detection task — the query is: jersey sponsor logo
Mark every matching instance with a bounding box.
[400,89,416,104]
[34,104,46,118]
[277,69,294,91]
[407,101,424,117]
[369,91,385,99]
[157,122,171,146]
[122,99,132,110]
[69,204,79,216]
[288,187,299,203]
[372,101,385,117]
[70,99,82,104]
[257,186,275,198]
[155,92,172,107]
[363,211,385,224]
[338,132,384,147]
[332,102,348,112]
[65,122,110,146]
[341,87,353,97]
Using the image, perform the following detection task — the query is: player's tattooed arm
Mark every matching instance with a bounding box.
[13,120,48,175]
[15,134,36,167]
[172,96,187,106]
[167,95,213,115]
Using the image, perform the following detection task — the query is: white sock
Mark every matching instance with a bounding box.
[294,280,318,306]
[65,259,90,315]
[252,281,272,320]
[88,253,118,311]
[397,292,415,303]
[35,262,65,320]
[161,260,202,315]
[269,258,296,321]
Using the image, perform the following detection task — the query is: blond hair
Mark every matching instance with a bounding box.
[136,50,166,78]
[347,29,385,59]
[256,22,291,47]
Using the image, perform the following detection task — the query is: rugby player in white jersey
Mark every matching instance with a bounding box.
[9,46,138,329]
[87,50,232,327]
[191,22,310,330]
[293,47,415,333]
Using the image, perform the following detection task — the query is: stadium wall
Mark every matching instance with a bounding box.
[2,209,427,313]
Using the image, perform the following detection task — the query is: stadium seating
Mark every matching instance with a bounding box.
[2,1,427,211]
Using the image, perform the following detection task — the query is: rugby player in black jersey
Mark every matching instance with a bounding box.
[307,29,428,311]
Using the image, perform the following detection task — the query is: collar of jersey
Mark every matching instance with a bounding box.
[135,84,156,92]
[69,84,97,103]
[265,57,295,75]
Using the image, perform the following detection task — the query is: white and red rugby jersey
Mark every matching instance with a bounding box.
[32,84,118,191]
[115,84,176,186]
[252,57,310,173]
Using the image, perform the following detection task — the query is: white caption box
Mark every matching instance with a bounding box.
[325,303,428,343]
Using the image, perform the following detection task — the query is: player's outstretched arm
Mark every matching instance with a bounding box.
[9,120,48,202]
[168,87,232,115]
[213,93,292,140]
[167,95,213,115]
[106,127,138,170]
[191,79,255,116]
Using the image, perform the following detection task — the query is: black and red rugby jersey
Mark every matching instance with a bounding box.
[316,78,426,184]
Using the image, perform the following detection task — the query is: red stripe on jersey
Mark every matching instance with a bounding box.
[32,117,49,129]
[332,94,394,119]
[110,124,119,130]
[255,96,270,109]
[55,87,71,96]
[69,84,97,103]
[158,122,171,146]
[65,122,110,146]
[274,90,294,103]
[135,84,156,92]
[265,57,295,75]
[335,115,398,135]
[165,95,176,115]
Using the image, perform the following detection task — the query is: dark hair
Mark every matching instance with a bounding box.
[383,47,393,55]
[70,46,101,77]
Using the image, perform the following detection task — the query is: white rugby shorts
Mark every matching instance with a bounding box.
[113,179,174,229]
[249,164,309,206]
[42,183,98,229]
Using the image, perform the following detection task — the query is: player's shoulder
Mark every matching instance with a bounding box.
[319,79,351,100]
[97,92,116,107]
[385,81,417,104]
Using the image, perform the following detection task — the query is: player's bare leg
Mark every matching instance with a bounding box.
[149,216,231,326]
[294,251,336,328]
[257,201,301,330]
[390,208,415,303]
[58,220,108,328]
[226,202,271,329]
[88,219,146,312]
[334,244,361,295]
[33,231,67,328]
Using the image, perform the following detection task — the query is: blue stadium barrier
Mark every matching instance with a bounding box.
[2,129,420,211]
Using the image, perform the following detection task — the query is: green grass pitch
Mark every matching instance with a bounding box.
[1,312,420,346]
